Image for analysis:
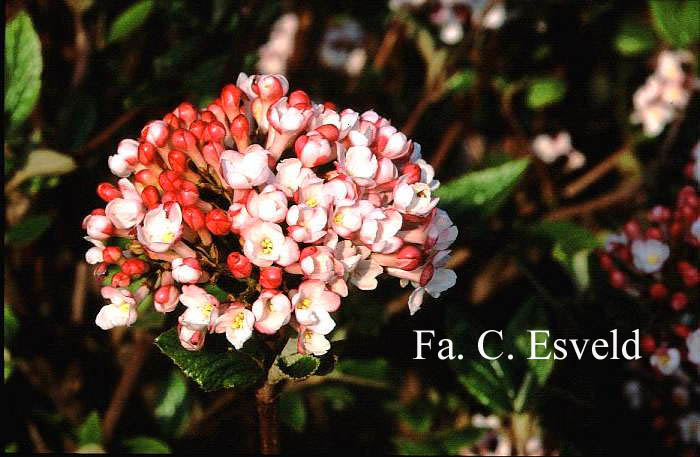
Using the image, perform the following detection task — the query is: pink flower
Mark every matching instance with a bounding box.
[108,139,139,177]
[295,130,336,167]
[177,314,207,351]
[95,287,137,329]
[137,203,183,253]
[171,257,203,284]
[179,285,220,330]
[286,204,328,243]
[154,285,180,313]
[83,213,114,241]
[275,158,316,197]
[228,202,255,234]
[252,290,292,334]
[84,237,105,264]
[330,199,372,237]
[376,125,412,160]
[337,145,378,184]
[388,250,456,315]
[105,178,145,229]
[290,280,340,335]
[242,220,300,267]
[214,304,255,349]
[246,185,289,223]
[359,208,403,253]
[393,175,439,216]
[299,246,342,282]
[650,347,681,375]
[267,97,313,134]
[328,237,383,291]
[297,177,334,209]
[299,328,331,355]
[220,145,273,189]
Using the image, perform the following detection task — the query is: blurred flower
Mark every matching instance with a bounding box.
[623,380,643,410]
[687,330,700,366]
[631,239,669,274]
[257,13,299,75]
[531,131,585,172]
[319,17,367,76]
[650,347,681,375]
[677,412,700,445]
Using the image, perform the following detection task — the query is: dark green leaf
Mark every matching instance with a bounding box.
[5,11,42,130]
[203,283,229,302]
[506,299,554,386]
[154,328,264,392]
[393,438,441,455]
[316,385,355,411]
[436,159,530,217]
[269,353,320,383]
[336,358,388,380]
[4,306,19,345]
[76,411,102,446]
[279,391,307,433]
[5,214,52,246]
[614,22,656,56]
[527,78,566,109]
[120,436,171,454]
[442,428,485,454]
[649,0,700,48]
[108,0,155,44]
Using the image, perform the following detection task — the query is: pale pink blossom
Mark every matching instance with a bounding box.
[84,237,105,264]
[171,257,203,284]
[243,220,300,267]
[299,246,342,282]
[177,315,207,351]
[650,347,681,375]
[297,177,334,209]
[330,199,372,237]
[337,145,378,184]
[136,203,183,253]
[105,179,145,229]
[267,97,313,134]
[393,175,439,216]
[286,204,328,243]
[214,304,255,349]
[359,208,403,253]
[228,203,255,234]
[252,291,292,334]
[290,280,340,335]
[246,185,289,223]
[83,213,114,241]
[295,130,336,167]
[299,328,331,355]
[179,285,220,330]
[220,145,273,189]
[108,139,139,177]
[95,287,137,329]
[275,158,316,197]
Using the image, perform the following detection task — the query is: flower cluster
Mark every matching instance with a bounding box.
[631,50,697,137]
[597,184,699,376]
[83,73,458,355]
[257,13,299,75]
[319,17,367,76]
[531,131,585,172]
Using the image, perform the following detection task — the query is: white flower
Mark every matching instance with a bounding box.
[393,176,439,216]
[631,239,670,273]
[95,287,137,330]
[136,203,183,253]
[687,329,700,366]
[105,179,145,229]
[215,306,255,350]
[650,348,681,375]
[678,412,700,445]
[691,218,700,243]
[220,145,273,189]
[107,139,139,177]
[300,329,331,356]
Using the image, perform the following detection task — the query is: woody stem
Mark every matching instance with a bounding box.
[255,382,280,454]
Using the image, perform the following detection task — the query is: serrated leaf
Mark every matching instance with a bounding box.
[5,11,43,130]
[527,78,566,109]
[5,214,52,246]
[76,411,102,446]
[120,436,170,454]
[154,328,264,392]
[436,158,530,217]
[269,353,320,383]
[614,22,656,56]
[279,391,307,433]
[649,0,700,48]
[108,0,155,44]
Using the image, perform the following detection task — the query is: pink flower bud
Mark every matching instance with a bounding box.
[121,258,150,277]
[205,209,231,235]
[97,183,122,202]
[172,257,203,284]
[182,205,206,230]
[141,185,161,209]
[178,318,206,351]
[142,120,170,147]
[102,246,122,264]
[174,102,197,127]
[227,252,253,279]
[295,131,336,167]
[154,285,180,312]
[260,266,283,289]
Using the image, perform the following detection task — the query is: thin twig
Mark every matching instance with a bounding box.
[76,107,143,156]
[26,420,51,453]
[71,262,89,324]
[102,331,153,445]
[181,390,239,438]
[430,119,463,173]
[373,20,402,71]
[562,144,629,199]
[402,92,433,137]
[544,176,642,221]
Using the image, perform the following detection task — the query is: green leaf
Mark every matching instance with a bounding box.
[444,69,476,95]
[649,0,700,48]
[4,306,19,345]
[4,348,13,382]
[527,78,566,109]
[530,220,600,289]
[154,371,190,437]
[336,358,388,380]
[506,299,554,386]
[279,391,307,433]
[120,436,171,454]
[458,359,513,413]
[614,22,656,56]
[442,428,485,454]
[76,411,102,446]
[154,328,264,392]
[203,283,229,302]
[269,353,320,383]
[4,11,42,130]
[5,214,52,246]
[436,158,530,217]
[108,0,155,44]
[316,385,355,411]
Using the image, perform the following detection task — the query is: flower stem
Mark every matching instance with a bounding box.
[255,382,280,454]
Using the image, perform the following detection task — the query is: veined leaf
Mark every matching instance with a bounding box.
[5,11,42,130]
[108,0,155,44]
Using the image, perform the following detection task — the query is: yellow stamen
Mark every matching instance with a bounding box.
[162,231,175,243]
[119,303,131,314]
[201,303,213,317]
[297,298,312,309]
[260,238,274,255]
[306,198,318,207]
[231,312,245,329]
[333,212,344,225]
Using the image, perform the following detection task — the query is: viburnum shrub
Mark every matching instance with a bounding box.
[82,72,458,452]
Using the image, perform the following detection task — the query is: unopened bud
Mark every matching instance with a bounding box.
[227,252,252,279]
[206,209,231,235]
[260,266,283,289]
[97,183,122,202]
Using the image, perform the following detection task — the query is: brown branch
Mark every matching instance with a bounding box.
[562,144,629,199]
[76,107,143,156]
[102,331,153,445]
[544,176,642,221]
[255,383,281,455]
[181,391,239,438]
[430,119,463,173]
[26,420,51,453]
[402,92,433,137]
[71,262,89,324]
[373,20,402,71]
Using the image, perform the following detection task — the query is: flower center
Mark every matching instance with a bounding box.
[659,353,670,366]
[306,198,318,207]
[260,238,274,255]
[118,303,130,314]
[297,298,312,309]
[201,303,213,317]
[162,231,175,243]
[646,253,659,265]
[231,312,245,329]
[333,212,344,224]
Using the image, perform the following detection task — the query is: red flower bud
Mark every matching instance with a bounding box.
[645,227,663,240]
[174,102,197,127]
[673,323,690,339]
[200,110,216,123]
[205,209,231,235]
[647,205,671,223]
[202,141,224,166]
[623,220,642,240]
[141,185,161,209]
[188,119,207,141]
[260,266,283,289]
[154,285,179,313]
[288,90,311,109]
[112,271,131,287]
[204,120,226,144]
[135,169,157,186]
[171,129,198,153]
[598,252,614,271]
[182,205,206,230]
[227,252,252,279]
[91,208,106,216]
[121,258,150,277]
[396,245,424,270]
[420,263,435,287]
[681,266,699,287]
[649,283,668,301]
[163,112,180,129]
[231,114,249,139]
[641,335,656,354]
[159,170,183,192]
[670,292,688,311]
[323,101,337,111]
[138,141,157,165]
[177,180,199,207]
[609,270,626,288]
[102,246,123,264]
[401,163,422,184]
[97,183,122,202]
[168,149,188,173]
[316,124,339,142]
[161,191,178,205]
